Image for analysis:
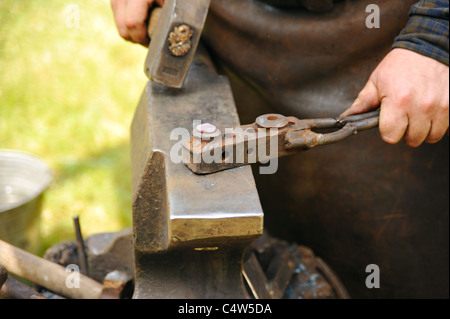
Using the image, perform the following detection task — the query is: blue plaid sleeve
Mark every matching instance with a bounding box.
[392,0,449,66]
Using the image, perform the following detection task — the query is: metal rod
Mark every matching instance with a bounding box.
[352,116,379,132]
[317,123,357,146]
[0,264,7,290]
[73,215,89,276]
[340,109,380,124]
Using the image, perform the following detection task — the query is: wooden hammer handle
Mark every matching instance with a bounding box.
[0,239,103,299]
[147,6,162,43]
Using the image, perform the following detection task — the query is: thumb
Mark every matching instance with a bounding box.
[340,79,380,118]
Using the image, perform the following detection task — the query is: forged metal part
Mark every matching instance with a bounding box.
[183,110,379,174]
[243,233,350,299]
[144,0,211,88]
[100,270,133,299]
[131,46,263,298]
[243,250,296,299]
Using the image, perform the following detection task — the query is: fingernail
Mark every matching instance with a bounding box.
[382,135,396,144]
[340,99,360,118]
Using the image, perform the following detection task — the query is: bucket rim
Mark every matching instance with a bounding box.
[0,149,53,212]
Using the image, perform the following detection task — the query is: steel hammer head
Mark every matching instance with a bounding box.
[144,0,211,88]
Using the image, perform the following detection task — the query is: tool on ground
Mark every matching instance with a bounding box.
[0,239,103,299]
[144,0,211,88]
[183,110,380,174]
[0,273,48,299]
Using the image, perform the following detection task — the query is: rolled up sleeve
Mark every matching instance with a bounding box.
[392,0,449,66]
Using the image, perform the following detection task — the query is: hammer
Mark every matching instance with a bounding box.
[144,0,211,88]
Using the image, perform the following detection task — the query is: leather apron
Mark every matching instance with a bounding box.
[203,0,449,298]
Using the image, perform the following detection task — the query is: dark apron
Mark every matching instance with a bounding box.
[203,0,449,298]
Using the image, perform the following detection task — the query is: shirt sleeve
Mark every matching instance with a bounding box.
[392,0,449,66]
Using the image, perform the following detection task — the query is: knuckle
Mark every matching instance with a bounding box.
[438,100,449,113]
[118,28,131,40]
[125,18,144,30]
[394,89,413,107]
[379,114,407,145]
[404,138,421,148]
[419,97,435,115]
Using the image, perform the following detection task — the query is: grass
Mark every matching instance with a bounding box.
[0,0,148,254]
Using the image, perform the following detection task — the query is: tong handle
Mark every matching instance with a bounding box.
[285,110,380,150]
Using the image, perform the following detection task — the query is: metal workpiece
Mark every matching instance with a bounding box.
[131,47,263,298]
[144,0,211,88]
[183,110,380,174]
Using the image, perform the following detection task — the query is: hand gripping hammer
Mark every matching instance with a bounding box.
[144,0,211,88]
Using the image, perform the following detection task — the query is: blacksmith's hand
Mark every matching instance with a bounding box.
[111,0,165,47]
[341,48,449,147]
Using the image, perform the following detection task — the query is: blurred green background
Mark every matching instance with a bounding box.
[0,0,148,253]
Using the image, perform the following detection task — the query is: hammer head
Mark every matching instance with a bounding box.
[144,0,211,88]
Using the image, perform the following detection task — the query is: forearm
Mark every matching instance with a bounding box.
[392,0,449,66]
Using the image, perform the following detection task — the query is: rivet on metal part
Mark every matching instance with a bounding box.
[194,123,221,141]
[196,123,217,134]
[256,114,289,128]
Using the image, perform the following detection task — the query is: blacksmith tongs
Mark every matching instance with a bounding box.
[183,110,380,174]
